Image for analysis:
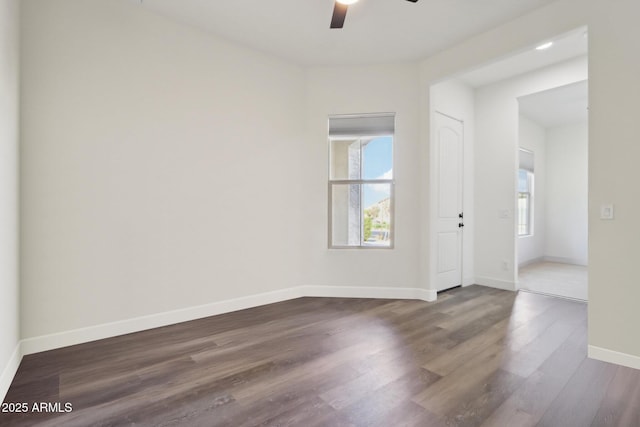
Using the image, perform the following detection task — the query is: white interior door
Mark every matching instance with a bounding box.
[434,112,464,292]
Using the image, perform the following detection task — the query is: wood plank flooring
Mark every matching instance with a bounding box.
[2,285,638,426]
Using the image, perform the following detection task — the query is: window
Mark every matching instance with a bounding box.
[518,169,534,235]
[328,113,394,248]
[518,149,534,236]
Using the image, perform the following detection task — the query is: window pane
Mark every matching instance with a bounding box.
[517,168,533,236]
[518,169,529,193]
[362,136,393,180]
[331,183,361,246]
[518,193,530,235]
[363,183,391,247]
[330,139,361,180]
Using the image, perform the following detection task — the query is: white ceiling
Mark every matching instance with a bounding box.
[457,26,588,88]
[518,80,588,128]
[137,0,558,66]
[453,26,588,129]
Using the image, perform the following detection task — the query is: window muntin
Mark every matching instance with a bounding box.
[328,114,394,248]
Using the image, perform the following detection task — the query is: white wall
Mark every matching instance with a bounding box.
[517,115,546,266]
[472,57,587,290]
[545,121,588,265]
[517,115,588,268]
[304,63,422,291]
[0,0,20,398]
[430,79,475,286]
[421,0,640,366]
[20,0,307,339]
[588,0,640,363]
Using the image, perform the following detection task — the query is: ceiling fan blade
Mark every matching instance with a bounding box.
[330,2,348,29]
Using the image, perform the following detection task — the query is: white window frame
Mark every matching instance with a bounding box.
[328,114,395,249]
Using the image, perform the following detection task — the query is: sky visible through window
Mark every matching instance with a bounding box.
[363,136,392,208]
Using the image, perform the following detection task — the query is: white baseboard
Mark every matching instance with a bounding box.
[588,345,640,370]
[519,256,588,268]
[301,285,436,302]
[0,343,22,403]
[462,276,476,287]
[543,256,588,266]
[21,286,304,356]
[474,276,516,292]
[20,285,437,357]
[518,256,545,268]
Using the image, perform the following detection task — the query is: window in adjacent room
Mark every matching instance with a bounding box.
[328,113,395,248]
[518,148,534,236]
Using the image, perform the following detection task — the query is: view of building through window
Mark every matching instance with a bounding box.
[363,137,392,244]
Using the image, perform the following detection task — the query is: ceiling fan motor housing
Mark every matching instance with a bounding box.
[331,0,419,29]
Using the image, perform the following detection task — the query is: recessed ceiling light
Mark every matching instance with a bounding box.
[535,42,553,50]
[337,0,359,5]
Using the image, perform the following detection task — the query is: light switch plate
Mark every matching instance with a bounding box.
[600,204,614,220]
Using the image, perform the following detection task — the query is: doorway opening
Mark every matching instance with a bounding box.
[429,26,588,299]
[517,81,589,301]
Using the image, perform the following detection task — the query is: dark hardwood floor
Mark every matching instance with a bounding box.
[2,285,639,426]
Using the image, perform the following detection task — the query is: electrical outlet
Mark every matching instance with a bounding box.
[600,204,614,220]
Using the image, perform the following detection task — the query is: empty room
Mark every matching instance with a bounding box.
[1,0,640,426]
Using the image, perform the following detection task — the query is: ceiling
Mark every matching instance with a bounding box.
[137,0,558,66]
[457,27,588,88]
[518,80,588,128]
